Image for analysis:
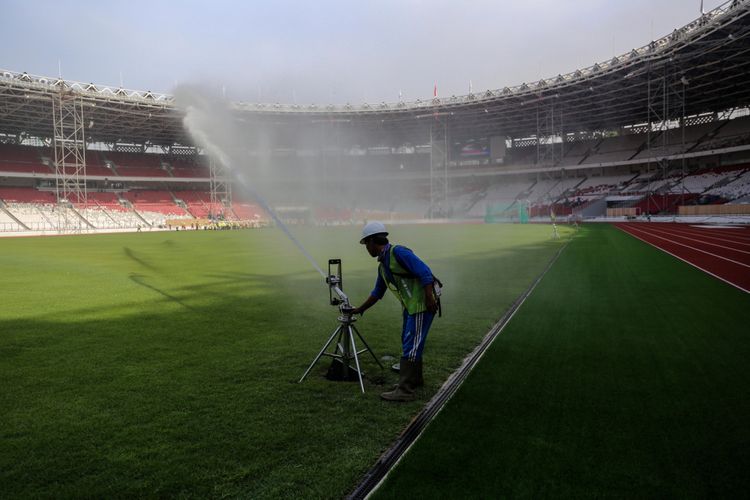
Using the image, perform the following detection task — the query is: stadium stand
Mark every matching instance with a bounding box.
[232,202,265,221]
[705,166,750,200]
[168,157,210,178]
[573,173,634,198]
[0,144,51,174]
[84,151,118,177]
[173,190,223,218]
[0,208,20,231]
[507,145,537,166]
[105,151,170,177]
[0,187,56,204]
[85,192,128,211]
[695,115,750,151]
[527,178,561,202]
[3,0,750,232]
[3,203,58,231]
[2,132,750,228]
[585,133,646,164]
[631,122,720,159]
[560,139,599,166]
[122,190,187,216]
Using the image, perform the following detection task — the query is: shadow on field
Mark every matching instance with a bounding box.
[129,273,197,311]
[123,246,160,272]
[0,236,569,499]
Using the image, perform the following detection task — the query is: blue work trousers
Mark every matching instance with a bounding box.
[401,309,435,361]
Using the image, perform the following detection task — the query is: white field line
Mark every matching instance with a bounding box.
[616,225,749,294]
[623,225,750,268]
[638,226,750,255]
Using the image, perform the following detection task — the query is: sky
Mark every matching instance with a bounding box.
[0,0,725,104]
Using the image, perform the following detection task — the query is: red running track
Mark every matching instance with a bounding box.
[613,222,750,294]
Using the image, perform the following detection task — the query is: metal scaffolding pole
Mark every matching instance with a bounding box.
[52,90,87,232]
[536,98,563,166]
[681,78,687,208]
[209,156,231,219]
[429,119,448,219]
[645,59,687,217]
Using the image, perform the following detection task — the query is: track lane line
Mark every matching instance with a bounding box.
[634,225,750,256]
[621,225,750,268]
[615,224,749,294]
[680,225,750,242]
[649,225,750,247]
[662,225,750,245]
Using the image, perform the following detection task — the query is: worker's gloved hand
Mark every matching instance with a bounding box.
[426,295,438,314]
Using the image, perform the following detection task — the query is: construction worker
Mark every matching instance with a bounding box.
[352,221,439,402]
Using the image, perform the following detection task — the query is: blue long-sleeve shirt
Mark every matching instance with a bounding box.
[370,244,433,300]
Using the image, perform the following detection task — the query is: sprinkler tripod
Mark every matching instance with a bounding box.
[299,259,383,393]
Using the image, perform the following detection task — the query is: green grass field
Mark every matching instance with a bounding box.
[0,224,569,498]
[375,224,750,498]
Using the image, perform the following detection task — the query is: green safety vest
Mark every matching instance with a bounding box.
[379,245,429,315]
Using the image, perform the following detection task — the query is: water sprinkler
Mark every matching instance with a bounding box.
[300,259,383,393]
[326,259,349,307]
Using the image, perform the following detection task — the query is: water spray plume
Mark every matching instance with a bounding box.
[176,86,326,279]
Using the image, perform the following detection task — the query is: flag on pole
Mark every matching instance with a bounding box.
[434,83,437,98]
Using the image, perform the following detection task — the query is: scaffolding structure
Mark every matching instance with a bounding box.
[429,119,448,218]
[52,90,87,232]
[644,58,688,215]
[536,98,563,166]
[209,156,231,219]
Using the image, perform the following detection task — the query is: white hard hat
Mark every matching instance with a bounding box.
[360,221,388,244]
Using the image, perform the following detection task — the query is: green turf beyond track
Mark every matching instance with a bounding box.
[374,224,750,498]
[0,224,568,498]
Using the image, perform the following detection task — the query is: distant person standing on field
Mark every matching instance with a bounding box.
[352,221,440,402]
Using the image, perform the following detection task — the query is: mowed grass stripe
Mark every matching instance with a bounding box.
[0,224,567,498]
[374,224,750,498]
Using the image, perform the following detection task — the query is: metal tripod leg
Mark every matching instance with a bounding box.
[351,324,384,369]
[348,326,365,393]
[299,325,343,383]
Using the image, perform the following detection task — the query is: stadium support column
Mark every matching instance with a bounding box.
[429,119,448,219]
[209,157,231,220]
[52,90,87,232]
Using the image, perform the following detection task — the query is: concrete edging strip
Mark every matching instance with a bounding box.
[348,238,571,499]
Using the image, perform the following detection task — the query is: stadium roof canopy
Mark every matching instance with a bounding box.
[1,0,750,149]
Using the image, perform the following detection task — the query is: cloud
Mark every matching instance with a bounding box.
[0,0,726,103]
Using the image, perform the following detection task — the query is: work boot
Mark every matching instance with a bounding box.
[389,359,423,387]
[414,358,424,388]
[381,359,417,402]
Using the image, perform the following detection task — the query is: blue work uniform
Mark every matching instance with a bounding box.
[371,244,436,361]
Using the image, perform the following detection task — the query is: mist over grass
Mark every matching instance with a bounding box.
[174,84,434,276]
[0,224,569,497]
